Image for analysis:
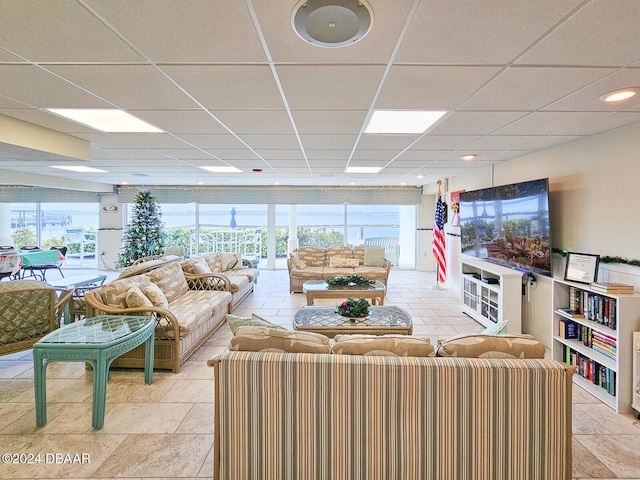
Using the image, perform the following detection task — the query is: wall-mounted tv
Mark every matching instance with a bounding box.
[459,178,553,277]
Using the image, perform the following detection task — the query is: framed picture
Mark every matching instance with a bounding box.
[564,252,600,284]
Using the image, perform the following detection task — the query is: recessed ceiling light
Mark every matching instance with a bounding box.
[121,181,128,185]
[274,181,280,185]
[200,166,242,173]
[196,181,204,185]
[345,166,381,173]
[400,182,406,186]
[416,174,424,179]
[599,88,639,102]
[47,109,163,133]
[50,165,108,173]
[461,154,477,161]
[365,110,447,134]
[349,182,356,185]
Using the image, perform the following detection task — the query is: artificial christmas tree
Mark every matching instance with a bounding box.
[117,187,166,268]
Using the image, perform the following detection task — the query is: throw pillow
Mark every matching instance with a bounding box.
[227,313,287,334]
[220,252,244,271]
[290,253,307,269]
[145,262,189,303]
[363,245,386,267]
[142,283,169,309]
[328,256,360,268]
[436,334,545,359]
[192,257,212,275]
[230,326,331,353]
[125,286,153,309]
[481,319,509,335]
[332,334,435,357]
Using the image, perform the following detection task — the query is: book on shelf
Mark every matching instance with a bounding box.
[590,282,635,294]
[557,307,584,318]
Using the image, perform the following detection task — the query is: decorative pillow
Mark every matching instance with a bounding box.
[102,276,151,308]
[142,283,169,309]
[481,319,509,335]
[363,245,386,267]
[125,286,154,309]
[145,262,189,303]
[192,257,212,275]
[332,334,434,357]
[290,254,307,270]
[436,334,545,359]
[328,257,360,268]
[227,313,287,334]
[220,252,244,271]
[230,326,330,353]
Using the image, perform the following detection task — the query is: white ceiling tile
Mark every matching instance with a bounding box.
[292,111,367,135]
[411,136,483,150]
[130,110,229,134]
[464,136,544,150]
[557,112,640,136]
[494,112,610,135]
[429,112,530,135]
[210,110,294,135]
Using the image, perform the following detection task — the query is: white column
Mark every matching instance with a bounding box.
[0,203,12,245]
[267,204,276,269]
[287,205,298,253]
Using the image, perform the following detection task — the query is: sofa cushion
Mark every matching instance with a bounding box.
[118,259,167,278]
[125,286,153,309]
[436,334,545,359]
[353,245,365,265]
[230,326,330,353]
[332,334,434,357]
[102,276,151,309]
[328,257,360,268]
[181,257,212,275]
[163,290,232,338]
[363,245,386,267]
[142,283,169,309]
[290,253,307,270]
[227,267,260,282]
[354,266,387,279]
[290,266,325,280]
[146,262,189,303]
[296,247,325,267]
[324,246,353,266]
[202,253,223,272]
[220,252,244,271]
[227,313,287,334]
[227,274,250,293]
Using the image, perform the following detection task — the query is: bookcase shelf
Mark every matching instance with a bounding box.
[552,278,640,413]
[460,257,523,334]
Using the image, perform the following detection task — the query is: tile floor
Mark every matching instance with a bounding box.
[1,268,639,479]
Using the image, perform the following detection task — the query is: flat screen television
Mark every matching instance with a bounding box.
[459,178,553,277]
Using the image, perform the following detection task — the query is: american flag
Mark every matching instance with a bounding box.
[433,192,447,284]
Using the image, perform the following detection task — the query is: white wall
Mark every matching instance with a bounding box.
[433,120,640,345]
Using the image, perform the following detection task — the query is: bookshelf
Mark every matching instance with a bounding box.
[552,278,640,413]
[460,257,523,334]
[633,332,640,417]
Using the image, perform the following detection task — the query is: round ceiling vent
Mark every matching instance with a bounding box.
[292,0,373,48]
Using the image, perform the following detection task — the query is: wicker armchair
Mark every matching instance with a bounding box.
[0,280,72,356]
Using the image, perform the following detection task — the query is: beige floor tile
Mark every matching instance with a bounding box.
[0,402,104,434]
[0,402,34,432]
[176,402,214,434]
[160,379,213,403]
[100,402,193,434]
[102,377,177,403]
[576,434,640,478]
[571,437,617,478]
[198,445,214,478]
[92,434,212,478]
[0,378,33,402]
[0,361,34,379]
[9,378,93,404]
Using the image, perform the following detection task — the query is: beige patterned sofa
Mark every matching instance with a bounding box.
[209,330,574,479]
[85,261,232,372]
[287,245,391,293]
[180,253,259,311]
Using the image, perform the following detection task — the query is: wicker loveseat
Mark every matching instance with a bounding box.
[210,349,574,480]
[0,280,72,356]
[84,260,232,372]
[287,245,391,293]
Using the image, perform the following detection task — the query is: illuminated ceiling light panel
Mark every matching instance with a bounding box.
[345,166,382,173]
[461,154,477,161]
[599,88,639,102]
[200,166,243,173]
[364,110,447,134]
[50,165,108,173]
[47,108,163,133]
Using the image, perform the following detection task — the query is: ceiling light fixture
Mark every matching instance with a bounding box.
[47,109,162,133]
[365,110,447,134]
[200,166,242,173]
[416,174,424,179]
[345,166,381,173]
[292,0,373,48]
[461,154,477,161]
[599,88,640,102]
[50,165,108,173]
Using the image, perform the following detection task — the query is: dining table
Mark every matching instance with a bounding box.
[0,250,63,279]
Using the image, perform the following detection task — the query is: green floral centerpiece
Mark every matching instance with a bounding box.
[326,274,375,287]
[336,297,370,318]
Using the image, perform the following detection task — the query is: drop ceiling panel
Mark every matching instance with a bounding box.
[515,0,640,66]
[238,135,301,149]
[429,111,530,135]
[460,67,616,111]
[351,150,409,161]
[356,135,419,150]
[276,65,386,109]
[85,0,267,63]
[464,135,544,150]
[178,134,249,150]
[253,150,304,161]
[0,1,144,62]
[127,110,229,135]
[397,0,583,64]
[516,136,585,151]
[150,149,216,161]
[92,148,174,160]
[210,110,294,135]
[558,112,640,136]
[494,112,610,135]
[411,136,483,150]
[375,66,503,110]
[0,108,98,135]
[300,135,358,150]
[161,65,285,109]
[305,150,351,161]
[112,134,193,149]
[396,150,450,161]
[292,111,367,135]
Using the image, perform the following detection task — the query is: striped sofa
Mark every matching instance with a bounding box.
[209,352,574,480]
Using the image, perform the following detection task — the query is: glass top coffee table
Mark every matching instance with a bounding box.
[293,305,412,337]
[302,279,386,306]
[33,314,155,430]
